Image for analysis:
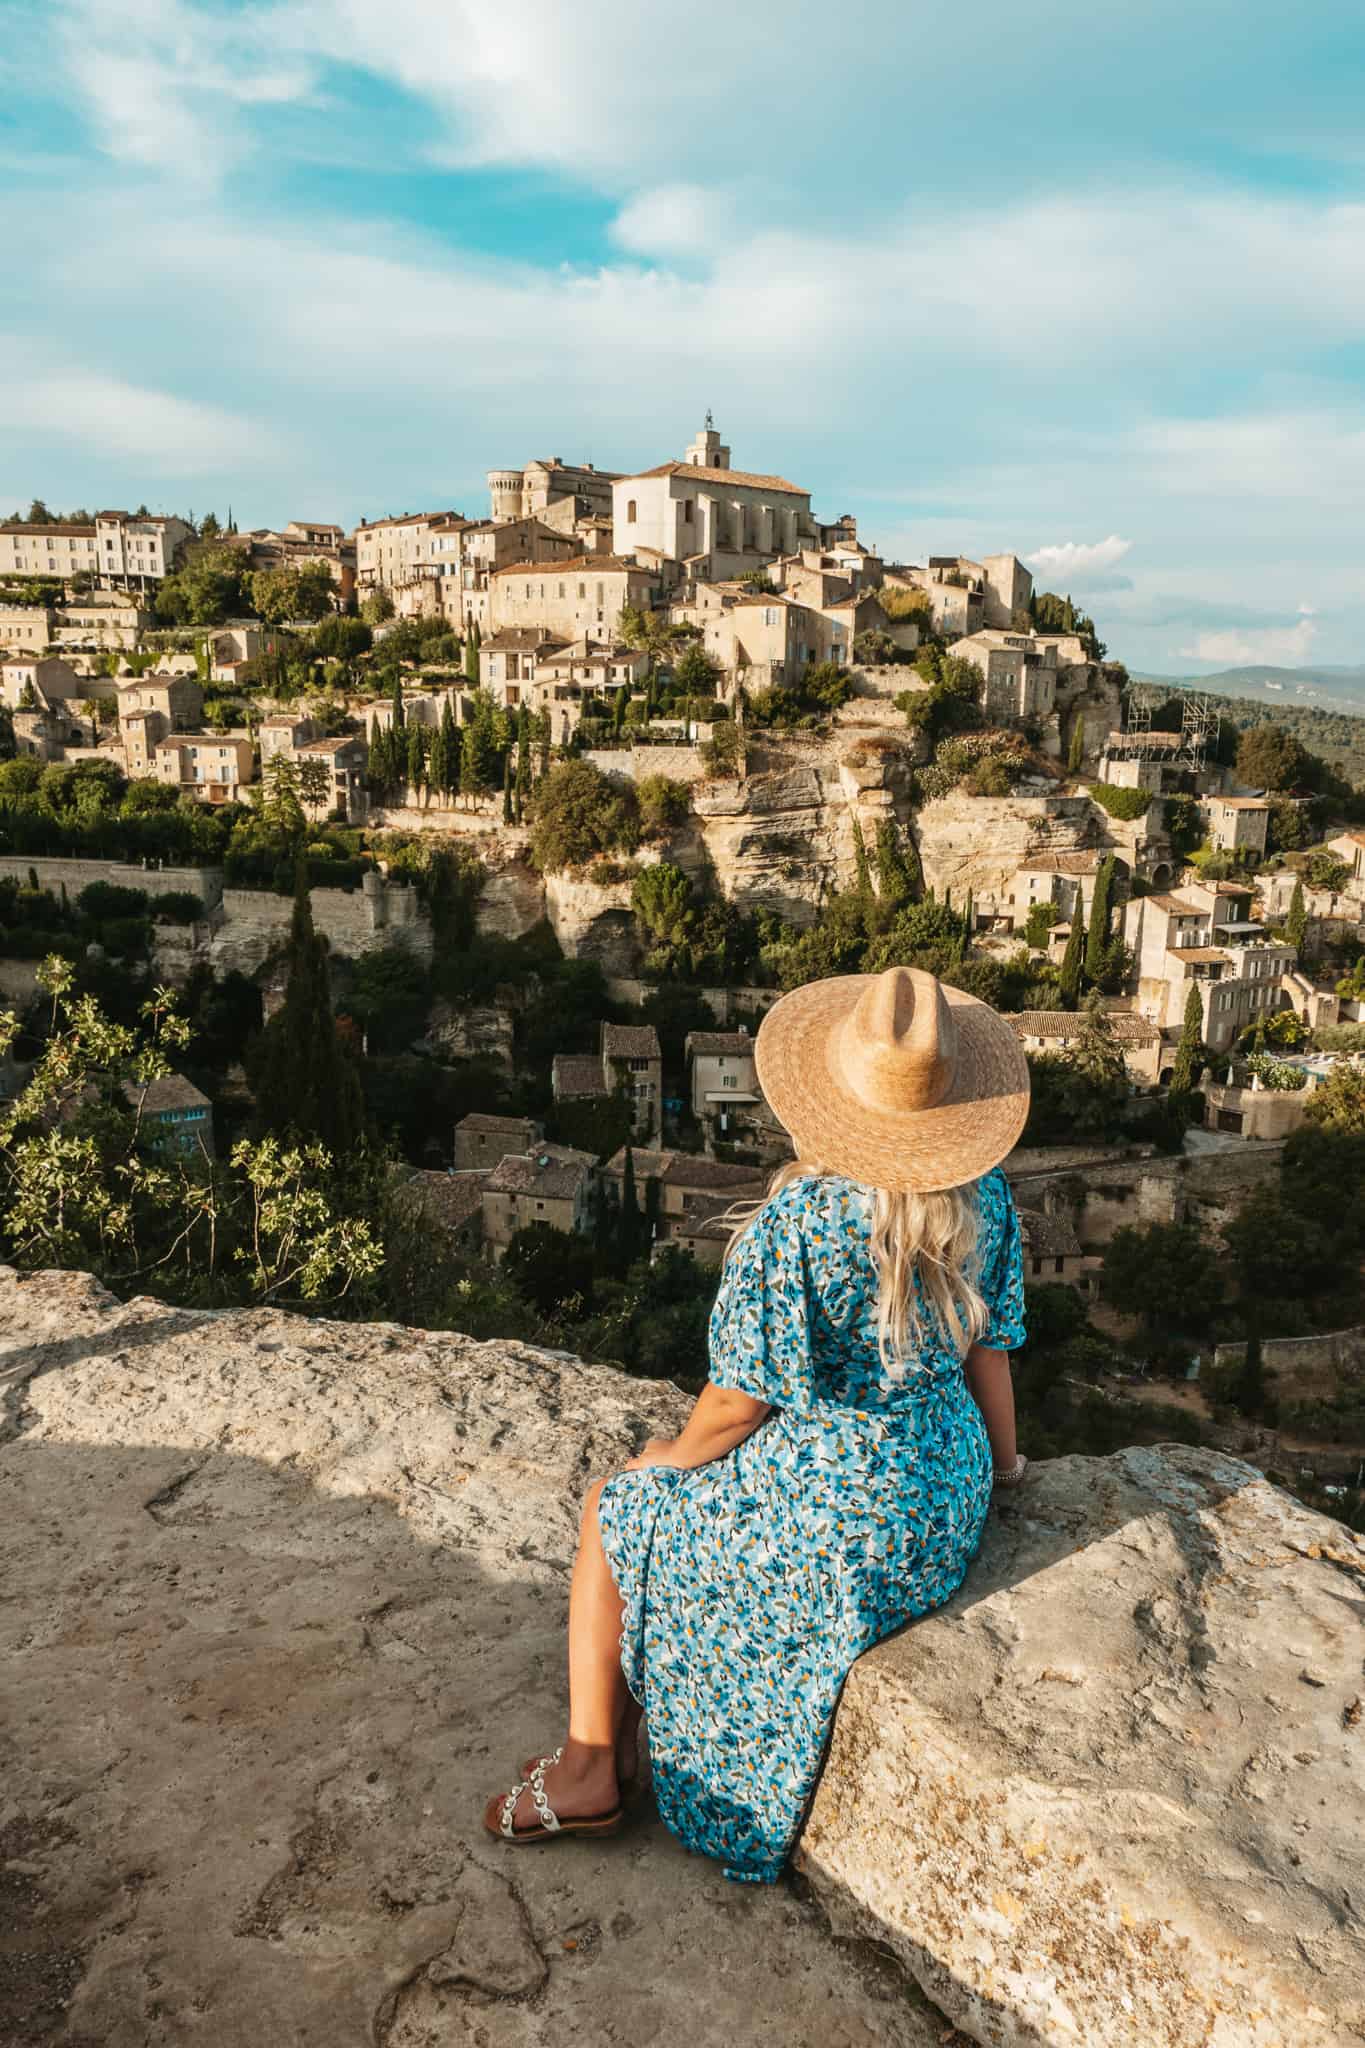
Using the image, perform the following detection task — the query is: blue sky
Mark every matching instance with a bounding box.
[4,1,1365,675]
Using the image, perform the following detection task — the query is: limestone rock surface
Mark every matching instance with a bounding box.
[0,1269,943,2048]
[800,1443,1365,2048]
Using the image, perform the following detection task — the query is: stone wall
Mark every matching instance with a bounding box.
[0,854,222,909]
[1213,1323,1365,1400]
[207,876,432,976]
[582,745,710,785]
[604,976,782,1023]
[1007,1138,1284,1247]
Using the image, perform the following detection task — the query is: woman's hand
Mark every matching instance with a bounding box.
[623,1437,682,1472]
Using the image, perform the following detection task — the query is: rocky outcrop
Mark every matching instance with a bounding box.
[914,789,1098,901]
[0,1270,942,2048]
[801,1442,1365,2047]
[3,1270,1362,2047]
[476,857,546,942]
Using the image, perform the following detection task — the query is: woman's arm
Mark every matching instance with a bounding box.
[963,1342,1026,1484]
[624,1382,771,1473]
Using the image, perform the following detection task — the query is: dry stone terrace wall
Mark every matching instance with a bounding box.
[208,878,433,976]
[0,853,222,908]
[1005,1140,1286,1248]
[2,1270,1361,2048]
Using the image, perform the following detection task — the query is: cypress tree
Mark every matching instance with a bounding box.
[1229,1325,1268,1421]
[405,721,426,801]
[390,675,404,731]
[463,619,481,683]
[620,1147,642,1266]
[962,887,974,949]
[1287,877,1307,961]
[1068,717,1084,773]
[1086,855,1115,985]
[516,706,531,797]
[438,699,458,799]
[502,755,513,824]
[1059,888,1085,1006]
[251,858,365,1158]
[643,1173,660,1247]
[428,711,449,804]
[1170,981,1205,1095]
[538,723,551,779]
[851,813,872,896]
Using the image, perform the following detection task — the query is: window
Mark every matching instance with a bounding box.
[1055,1257,1065,1274]
[684,499,694,521]
[1031,1257,1043,1276]
[626,500,637,523]
[558,583,565,598]
[628,1056,649,1071]
[723,1074,737,1090]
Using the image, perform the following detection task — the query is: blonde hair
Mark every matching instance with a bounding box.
[725,1160,987,1378]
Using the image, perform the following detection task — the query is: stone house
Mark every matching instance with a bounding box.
[1017,1204,1085,1288]
[685,1028,761,1128]
[948,630,1057,723]
[480,1144,598,1258]
[996,851,1106,932]
[1202,794,1271,858]
[258,714,317,763]
[612,420,819,578]
[129,1073,215,1160]
[1009,1010,1163,1088]
[0,510,191,591]
[207,625,270,679]
[1204,1051,1363,1141]
[403,1168,488,1254]
[117,672,203,773]
[298,734,369,823]
[890,560,985,640]
[0,653,91,712]
[454,1112,543,1174]
[490,556,661,643]
[551,1022,663,1147]
[1121,886,1295,1055]
[0,605,54,653]
[1327,830,1365,895]
[154,732,255,803]
[601,1147,766,1262]
[488,458,620,529]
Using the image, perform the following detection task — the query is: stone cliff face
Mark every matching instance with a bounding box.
[3,1270,1361,2048]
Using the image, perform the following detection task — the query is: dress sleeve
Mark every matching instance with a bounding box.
[707,1187,812,1409]
[979,1172,1027,1352]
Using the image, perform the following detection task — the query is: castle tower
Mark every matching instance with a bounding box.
[486,468,525,524]
[683,411,730,471]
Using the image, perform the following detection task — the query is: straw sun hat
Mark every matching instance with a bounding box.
[754,965,1030,1194]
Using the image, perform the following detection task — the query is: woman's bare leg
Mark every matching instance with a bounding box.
[486,1478,636,1831]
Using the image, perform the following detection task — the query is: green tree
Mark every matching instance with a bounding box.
[460,701,499,808]
[250,860,366,1158]
[1085,855,1115,985]
[632,862,695,951]
[463,618,481,683]
[1067,717,1085,773]
[619,1147,644,1266]
[298,755,333,818]
[851,814,872,896]
[1235,724,1309,792]
[428,704,451,803]
[1022,902,1061,950]
[390,674,405,732]
[1100,1221,1224,1340]
[1226,1326,1272,1421]
[637,773,691,836]
[1170,981,1205,1094]
[1302,1063,1365,1136]
[257,751,305,838]
[1286,877,1307,962]
[154,541,249,626]
[1058,889,1084,1005]
[345,943,430,1055]
[529,760,640,871]
[502,754,514,823]
[516,706,532,801]
[673,642,723,700]
[360,589,394,626]
[874,819,917,906]
[503,1221,596,1317]
[249,564,334,625]
[405,721,427,803]
[311,615,372,661]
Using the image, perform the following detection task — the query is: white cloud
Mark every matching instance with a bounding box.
[1177,617,1318,667]
[611,185,735,261]
[0,351,274,473]
[1027,535,1132,587]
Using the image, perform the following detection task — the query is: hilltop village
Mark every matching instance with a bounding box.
[2,422,1364,1517]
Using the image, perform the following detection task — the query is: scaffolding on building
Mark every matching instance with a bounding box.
[1121,679,1221,772]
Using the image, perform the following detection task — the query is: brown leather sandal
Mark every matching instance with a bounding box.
[487,1750,624,1846]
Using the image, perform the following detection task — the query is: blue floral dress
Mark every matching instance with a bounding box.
[597,1166,1026,1884]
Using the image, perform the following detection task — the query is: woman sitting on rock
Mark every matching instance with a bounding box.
[485,964,1031,1883]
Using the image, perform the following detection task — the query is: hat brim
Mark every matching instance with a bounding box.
[754,975,1031,1193]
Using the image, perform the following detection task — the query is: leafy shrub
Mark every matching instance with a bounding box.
[528,760,640,873]
[1088,782,1152,822]
[152,890,203,923]
[637,773,691,836]
[77,881,148,920]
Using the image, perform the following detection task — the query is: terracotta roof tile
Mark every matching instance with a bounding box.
[621,461,808,496]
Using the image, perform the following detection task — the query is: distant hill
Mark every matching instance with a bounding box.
[1130,668,1365,786]
[1133,664,1365,717]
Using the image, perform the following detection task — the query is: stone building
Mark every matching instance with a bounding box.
[258,713,317,763]
[402,1168,488,1254]
[888,561,984,640]
[995,850,1107,932]
[298,734,369,823]
[454,1112,543,1174]
[612,420,820,579]
[1121,885,1295,1056]
[0,653,94,712]
[480,1144,598,1258]
[154,732,255,803]
[489,556,661,643]
[1009,1009,1163,1088]
[118,672,202,731]
[552,1022,663,1147]
[487,457,620,529]
[0,509,191,591]
[948,630,1058,723]
[685,1028,762,1139]
[600,1147,766,1264]
[128,1073,215,1160]
[1202,794,1271,858]
[1017,1204,1085,1287]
